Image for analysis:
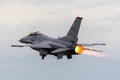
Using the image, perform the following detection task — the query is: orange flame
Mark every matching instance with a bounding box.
[83,50,109,58]
[75,45,83,54]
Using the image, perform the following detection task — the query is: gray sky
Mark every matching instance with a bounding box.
[0,0,120,80]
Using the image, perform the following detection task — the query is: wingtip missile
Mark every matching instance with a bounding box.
[11,45,24,47]
[93,43,106,46]
[11,45,30,47]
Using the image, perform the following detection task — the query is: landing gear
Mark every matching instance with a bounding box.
[57,54,63,59]
[39,53,47,60]
[39,50,47,60]
[41,55,46,60]
[66,55,72,59]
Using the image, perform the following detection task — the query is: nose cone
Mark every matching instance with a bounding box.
[19,38,26,43]
[19,37,33,44]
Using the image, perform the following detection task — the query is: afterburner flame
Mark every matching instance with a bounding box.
[75,45,83,54]
[83,50,108,58]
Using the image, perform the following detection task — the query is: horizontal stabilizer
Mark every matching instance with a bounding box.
[83,48,102,52]
[81,43,106,47]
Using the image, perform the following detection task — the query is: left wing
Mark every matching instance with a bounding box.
[11,44,52,49]
[12,41,66,49]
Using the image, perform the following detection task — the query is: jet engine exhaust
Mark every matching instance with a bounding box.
[75,45,83,54]
[83,50,109,58]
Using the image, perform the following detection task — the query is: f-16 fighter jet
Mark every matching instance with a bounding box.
[12,17,106,59]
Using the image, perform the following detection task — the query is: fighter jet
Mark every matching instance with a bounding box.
[11,17,106,59]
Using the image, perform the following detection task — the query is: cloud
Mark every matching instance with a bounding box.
[0,0,73,5]
[0,2,120,27]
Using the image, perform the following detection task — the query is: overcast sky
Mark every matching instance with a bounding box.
[0,0,120,80]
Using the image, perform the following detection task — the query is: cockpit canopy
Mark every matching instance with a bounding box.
[28,31,42,36]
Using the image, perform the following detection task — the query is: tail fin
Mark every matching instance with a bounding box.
[59,17,82,42]
[67,17,82,38]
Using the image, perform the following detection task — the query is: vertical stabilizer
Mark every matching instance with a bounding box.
[67,17,82,38]
[59,17,82,42]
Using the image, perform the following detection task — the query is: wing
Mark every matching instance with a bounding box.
[12,41,66,49]
[11,43,52,49]
[31,41,66,49]
[31,43,52,49]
